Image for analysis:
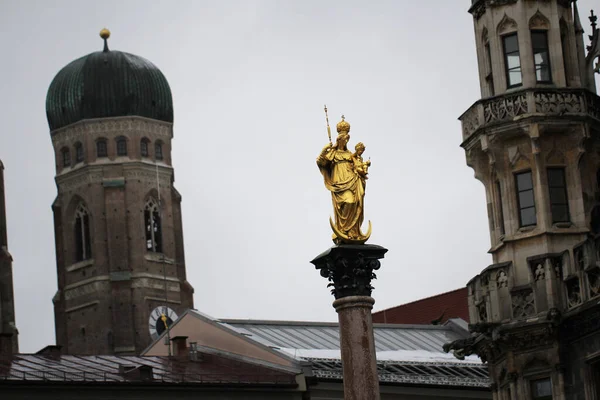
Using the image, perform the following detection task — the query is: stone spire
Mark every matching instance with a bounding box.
[0,160,19,357]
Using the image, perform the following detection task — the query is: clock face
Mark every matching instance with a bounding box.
[148,306,178,340]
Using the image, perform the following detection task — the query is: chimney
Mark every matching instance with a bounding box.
[36,345,62,360]
[0,333,14,359]
[170,336,188,357]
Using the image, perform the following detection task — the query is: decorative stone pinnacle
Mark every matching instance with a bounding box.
[311,244,388,299]
[590,10,597,31]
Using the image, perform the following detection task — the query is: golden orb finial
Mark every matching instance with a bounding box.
[99,28,111,40]
[336,115,351,133]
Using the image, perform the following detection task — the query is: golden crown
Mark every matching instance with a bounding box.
[336,115,350,133]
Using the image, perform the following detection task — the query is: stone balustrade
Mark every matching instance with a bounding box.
[459,88,600,141]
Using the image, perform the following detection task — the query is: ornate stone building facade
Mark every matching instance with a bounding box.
[0,160,18,355]
[446,0,600,398]
[48,32,194,355]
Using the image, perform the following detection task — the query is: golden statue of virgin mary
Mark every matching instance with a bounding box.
[317,115,372,244]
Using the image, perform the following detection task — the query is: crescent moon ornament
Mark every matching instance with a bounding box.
[329,217,372,245]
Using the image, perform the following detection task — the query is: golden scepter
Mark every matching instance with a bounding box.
[324,104,332,145]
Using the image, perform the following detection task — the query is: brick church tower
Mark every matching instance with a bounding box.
[47,30,194,355]
[0,160,18,356]
[445,0,600,398]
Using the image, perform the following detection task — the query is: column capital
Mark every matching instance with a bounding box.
[311,244,388,299]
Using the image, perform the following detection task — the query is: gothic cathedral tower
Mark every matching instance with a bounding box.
[0,160,18,355]
[47,31,194,355]
[446,0,600,398]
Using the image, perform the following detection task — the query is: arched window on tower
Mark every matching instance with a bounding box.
[62,147,71,167]
[155,141,163,161]
[145,198,162,253]
[141,138,150,158]
[116,136,128,156]
[97,139,108,158]
[74,203,92,262]
[74,142,84,164]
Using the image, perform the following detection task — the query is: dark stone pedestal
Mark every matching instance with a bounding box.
[311,244,388,400]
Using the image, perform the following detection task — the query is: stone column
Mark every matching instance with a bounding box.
[311,244,387,400]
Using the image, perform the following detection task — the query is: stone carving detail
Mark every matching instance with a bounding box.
[64,280,110,300]
[462,106,481,138]
[529,10,550,30]
[512,288,535,318]
[311,245,387,299]
[574,245,585,270]
[566,278,582,308]
[497,270,508,288]
[587,268,600,298]
[551,256,563,279]
[57,172,104,192]
[484,94,527,124]
[535,91,583,114]
[477,301,488,322]
[52,117,172,145]
[497,14,518,35]
[534,264,545,281]
[131,278,180,292]
[584,91,600,119]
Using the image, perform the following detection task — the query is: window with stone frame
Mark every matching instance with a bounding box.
[515,171,536,227]
[62,147,71,167]
[116,136,128,156]
[547,168,569,223]
[74,203,92,262]
[155,141,163,160]
[141,138,150,158]
[74,142,84,163]
[144,198,162,253]
[502,33,522,88]
[532,30,552,83]
[530,377,552,400]
[96,139,108,158]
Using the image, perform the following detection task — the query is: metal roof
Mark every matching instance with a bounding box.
[217,317,490,388]
[0,353,297,386]
[219,319,468,352]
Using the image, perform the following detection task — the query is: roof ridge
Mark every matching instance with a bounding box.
[373,287,467,314]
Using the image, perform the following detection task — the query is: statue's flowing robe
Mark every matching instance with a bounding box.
[317,148,365,238]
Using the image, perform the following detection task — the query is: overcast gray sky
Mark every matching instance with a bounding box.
[1,0,597,353]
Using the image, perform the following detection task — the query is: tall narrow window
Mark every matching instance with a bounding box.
[74,204,92,262]
[97,139,108,158]
[532,31,552,83]
[145,198,162,253]
[496,180,505,235]
[516,171,536,227]
[74,142,84,163]
[485,42,495,95]
[62,148,71,167]
[155,142,163,160]
[531,378,552,400]
[560,21,571,85]
[116,137,128,156]
[548,168,569,223]
[503,33,522,88]
[141,138,149,157]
